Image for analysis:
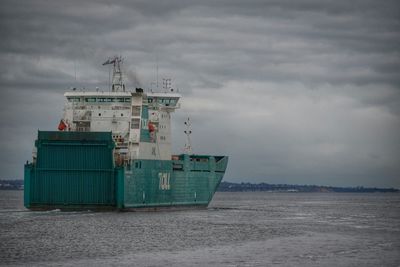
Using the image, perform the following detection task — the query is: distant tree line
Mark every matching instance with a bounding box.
[217,181,399,193]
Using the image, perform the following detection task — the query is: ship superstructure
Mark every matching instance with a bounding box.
[63,90,181,162]
[24,57,228,210]
[62,56,181,163]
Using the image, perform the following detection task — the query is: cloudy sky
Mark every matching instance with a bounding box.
[1,0,399,187]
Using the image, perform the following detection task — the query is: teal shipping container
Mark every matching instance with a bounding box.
[24,131,123,210]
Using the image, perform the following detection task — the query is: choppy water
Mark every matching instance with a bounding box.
[0,191,399,266]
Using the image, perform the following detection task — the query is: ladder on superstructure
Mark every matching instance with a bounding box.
[183,117,192,154]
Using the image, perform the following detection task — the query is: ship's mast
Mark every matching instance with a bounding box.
[102,56,125,92]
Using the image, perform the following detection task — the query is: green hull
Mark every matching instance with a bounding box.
[24,131,228,210]
[123,155,227,209]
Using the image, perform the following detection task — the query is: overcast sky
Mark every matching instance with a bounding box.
[1,0,399,187]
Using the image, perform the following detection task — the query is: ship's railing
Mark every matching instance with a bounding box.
[149,102,181,110]
[171,154,228,173]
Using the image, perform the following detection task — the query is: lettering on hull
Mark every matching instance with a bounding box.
[159,172,171,190]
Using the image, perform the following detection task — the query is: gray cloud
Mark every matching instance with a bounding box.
[0,0,399,187]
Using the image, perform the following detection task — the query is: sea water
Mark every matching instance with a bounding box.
[0,191,399,266]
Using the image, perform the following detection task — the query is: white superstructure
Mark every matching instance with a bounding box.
[60,57,181,164]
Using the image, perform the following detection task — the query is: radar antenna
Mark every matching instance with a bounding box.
[162,78,172,92]
[183,117,193,154]
[102,56,125,92]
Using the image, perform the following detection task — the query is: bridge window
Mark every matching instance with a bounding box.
[67,97,80,102]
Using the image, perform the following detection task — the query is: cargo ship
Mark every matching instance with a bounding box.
[24,57,228,210]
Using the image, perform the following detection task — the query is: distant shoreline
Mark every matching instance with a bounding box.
[1,179,398,193]
[217,181,399,193]
[0,180,24,190]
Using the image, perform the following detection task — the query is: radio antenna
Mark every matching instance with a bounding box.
[156,54,159,89]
